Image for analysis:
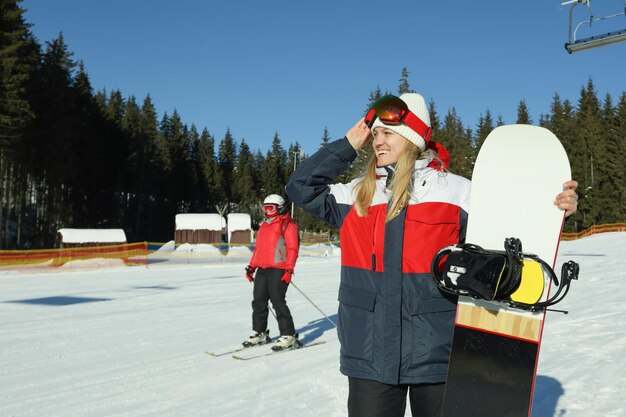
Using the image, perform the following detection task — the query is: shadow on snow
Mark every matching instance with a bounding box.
[297,314,338,345]
[532,375,565,417]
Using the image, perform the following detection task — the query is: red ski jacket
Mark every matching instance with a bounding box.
[249,213,299,271]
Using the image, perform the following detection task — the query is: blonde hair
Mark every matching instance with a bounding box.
[353,140,422,222]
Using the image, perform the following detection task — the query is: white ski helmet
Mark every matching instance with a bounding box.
[263,194,285,207]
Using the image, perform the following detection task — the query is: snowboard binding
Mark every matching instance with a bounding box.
[431,237,579,312]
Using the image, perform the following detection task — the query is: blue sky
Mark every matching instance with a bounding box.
[22,0,626,155]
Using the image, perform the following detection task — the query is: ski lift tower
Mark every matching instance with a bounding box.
[563,0,626,53]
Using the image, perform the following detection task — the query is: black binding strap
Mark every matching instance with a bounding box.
[431,238,579,312]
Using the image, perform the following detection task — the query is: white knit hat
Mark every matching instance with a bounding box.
[370,93,431,151]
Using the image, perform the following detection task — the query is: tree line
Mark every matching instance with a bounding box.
[1,0,624,249]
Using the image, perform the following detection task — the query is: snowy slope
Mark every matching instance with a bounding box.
[0,233,624,417]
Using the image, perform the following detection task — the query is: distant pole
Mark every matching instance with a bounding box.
[290,150,299,218]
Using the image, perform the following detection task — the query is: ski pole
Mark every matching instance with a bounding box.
[248,274,278,322]
[290,281,336,328]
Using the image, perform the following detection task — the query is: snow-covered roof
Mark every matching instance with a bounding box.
[227,213,252,231]
[57,228,127,243]
[175,213,225,230]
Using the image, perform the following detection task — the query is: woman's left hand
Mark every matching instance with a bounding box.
[555,180,579,217]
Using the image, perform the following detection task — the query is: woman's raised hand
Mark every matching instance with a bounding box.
[346,118,372,151]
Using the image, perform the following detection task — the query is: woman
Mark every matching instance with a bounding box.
[285,93,578,417]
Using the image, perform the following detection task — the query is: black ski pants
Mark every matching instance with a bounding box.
[252,267,295,336]
[347,377,445,417]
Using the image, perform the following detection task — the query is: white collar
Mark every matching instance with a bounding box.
[375,154,434,178]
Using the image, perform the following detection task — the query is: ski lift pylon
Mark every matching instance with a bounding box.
[563,0,626,53]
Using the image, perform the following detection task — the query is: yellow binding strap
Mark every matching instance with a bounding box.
[510,259,544,304]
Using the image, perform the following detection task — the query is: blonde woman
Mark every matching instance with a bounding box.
[285,93,577,417]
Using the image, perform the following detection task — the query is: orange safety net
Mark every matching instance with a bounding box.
[0,242,148,270]
[561,223,626,241]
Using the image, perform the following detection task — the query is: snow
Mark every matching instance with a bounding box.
[0,233,624,417]
[57,228,127,243]
[175,213,225,230]
[145,240,253,264]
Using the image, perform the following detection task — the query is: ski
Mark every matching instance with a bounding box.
[232,340,326,360]
[205,341,272,357]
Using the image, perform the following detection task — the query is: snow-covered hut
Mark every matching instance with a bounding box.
[227,213,253,245]
[55,228,127,248]
[175,213,225,245]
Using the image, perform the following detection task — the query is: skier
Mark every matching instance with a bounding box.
[285,93,578,417]
[243,194,301,351]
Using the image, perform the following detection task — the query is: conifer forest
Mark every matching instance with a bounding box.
[1,0,625,249]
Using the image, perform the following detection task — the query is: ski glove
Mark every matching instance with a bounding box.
[245,265,256,282]
[281,269,293,284]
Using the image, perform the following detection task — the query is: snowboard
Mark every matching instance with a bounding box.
[440,124,572,417]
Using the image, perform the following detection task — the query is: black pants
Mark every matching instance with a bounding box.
[347,377,445,417]
[252,267,295,336]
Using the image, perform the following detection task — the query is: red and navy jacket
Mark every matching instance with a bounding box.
[250,213,299,272]
[286,138,471,385]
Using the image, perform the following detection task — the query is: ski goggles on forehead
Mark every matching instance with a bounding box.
[364,95,432,142]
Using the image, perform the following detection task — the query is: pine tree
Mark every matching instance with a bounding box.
[106,89,125,127]
[287,142,303,179]
[261,132,286,196]
[474,109,494,151]
[544,94,569,140]
[24,33,80,246]
[616,92,626,223]
[516,99,532,124]
[29,33,76,170]
[72,62,110,228]
[94,91,133,229]
[599,93,623,223]
[164,110,194,213]
[132,94,162,240]
[544,94,580,231]
[575,78,604,229]
[251,150,266,225]
[217,128,237,207]
[0,0,37,148]
[436,107,475,179]
[94,89,107,113]
[320,127,331,148]
[0,2,44,247]
[398,67,413,95]
[286,142,305,219]
[367,86,384,111]
[187,124,202,212]
[122,95,143,175]
[428,99,441,133]
[194,128,221,212]
[234,139,256,212]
